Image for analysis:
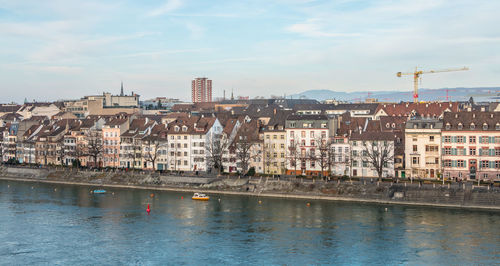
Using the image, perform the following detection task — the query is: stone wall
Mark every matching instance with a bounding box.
[1,167,499,208]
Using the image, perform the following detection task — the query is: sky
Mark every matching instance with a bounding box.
[1,0,499,103]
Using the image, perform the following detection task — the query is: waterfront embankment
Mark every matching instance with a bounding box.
[1,166,499,210]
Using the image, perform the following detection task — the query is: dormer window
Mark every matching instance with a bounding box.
[496,123,500,130]
[174,126,179,132]
[386,123,390,128]
[483,123,488,130]
[445,123,451,130]
[470,123,475,130]
[457,123,463,130]
[392,123,396,128]
[182,126,187,132]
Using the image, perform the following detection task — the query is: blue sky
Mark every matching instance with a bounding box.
[1,0,499,103]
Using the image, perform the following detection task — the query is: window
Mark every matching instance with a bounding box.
[457,160,465,168]
[469,136,476,143]
[480,160,489,168]
[429,136,434,142]
[443,160,452,167]
[457,136,465,143]
[457,123,463,130]
[290,131,294,137]
[266,135,270,139]
[301,131,305,138]
[426,145,438,152]
[413,145,418,152]
[273,135,277,139]
[280,144,285,149]
[353,160,358,167]
[443,148,451,155]
[444,136,451,143]
[362,161,368,167]
[496,149,500,156]
[470,148,476,155]
[483,124,488,130]
[445,123,451,130]
[310,131,314,138]
[280,135,285,139]
[495,161,500,169]
[310,140,315,146]
[412,157,419,165]
[413,137,417,142]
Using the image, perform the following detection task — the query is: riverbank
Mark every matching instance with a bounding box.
[1,167,499,211]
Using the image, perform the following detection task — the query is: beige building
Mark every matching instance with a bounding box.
[405,119,442,179]
[262,114,288,174]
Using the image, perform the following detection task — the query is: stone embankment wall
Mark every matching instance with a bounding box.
[1,167,499,209]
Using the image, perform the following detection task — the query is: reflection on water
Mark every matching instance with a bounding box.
[0,180,499,265]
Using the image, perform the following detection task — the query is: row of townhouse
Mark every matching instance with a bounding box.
[1,103,497,181]
[405,111,500,180]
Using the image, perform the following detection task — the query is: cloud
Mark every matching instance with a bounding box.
[147,0,183,17]
[286,19,361,38]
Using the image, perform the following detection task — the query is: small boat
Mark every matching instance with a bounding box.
[93,189,107,194]
[192,193,209,201]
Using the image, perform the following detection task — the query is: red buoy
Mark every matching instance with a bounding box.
[146,204,151,214]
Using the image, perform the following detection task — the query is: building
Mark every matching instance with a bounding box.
[262,111,290,174]
[405,119,443,179]
[350,132,395,178]
[285,114,330,176]
[191,77,212,103]
[441,112,500,181]
[102,116,130,167]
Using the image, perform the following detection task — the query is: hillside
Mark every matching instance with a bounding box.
[290,87,500,102]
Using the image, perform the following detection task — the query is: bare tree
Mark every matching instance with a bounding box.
[87,130,103,168]
[315,137,330,178]
[286,138,300,176]
[144,140,161,171]
[263,140,277,174]
[234,127,256,174]
[361,140,394,180]
[206,133,228,174]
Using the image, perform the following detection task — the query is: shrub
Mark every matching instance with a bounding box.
[246,167,256,177]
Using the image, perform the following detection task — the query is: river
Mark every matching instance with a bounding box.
[0,180,498,265]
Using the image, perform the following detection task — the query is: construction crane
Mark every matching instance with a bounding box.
[397,67,469,103]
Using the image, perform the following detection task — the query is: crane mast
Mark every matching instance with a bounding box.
[397,67,469,103]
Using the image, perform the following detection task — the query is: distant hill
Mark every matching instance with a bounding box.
[289,87,500,102]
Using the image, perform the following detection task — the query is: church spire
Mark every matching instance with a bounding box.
[120,81,124,96]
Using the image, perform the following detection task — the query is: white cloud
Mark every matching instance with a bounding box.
[147,0,183,17]
[286,19,361,38]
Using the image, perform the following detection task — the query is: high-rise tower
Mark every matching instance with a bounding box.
[191,77,212,103]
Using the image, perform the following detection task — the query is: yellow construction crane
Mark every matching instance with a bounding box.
[397,67,469,103]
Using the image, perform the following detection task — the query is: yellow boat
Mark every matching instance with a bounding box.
[192,193,210,201]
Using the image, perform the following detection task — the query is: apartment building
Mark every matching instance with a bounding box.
[350,132,395,178]
[405,119,443,179]
[442,112,500,180]
[102,116,130,167]
[285,114,330,176]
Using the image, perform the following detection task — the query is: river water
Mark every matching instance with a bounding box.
[0,180,499,265]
